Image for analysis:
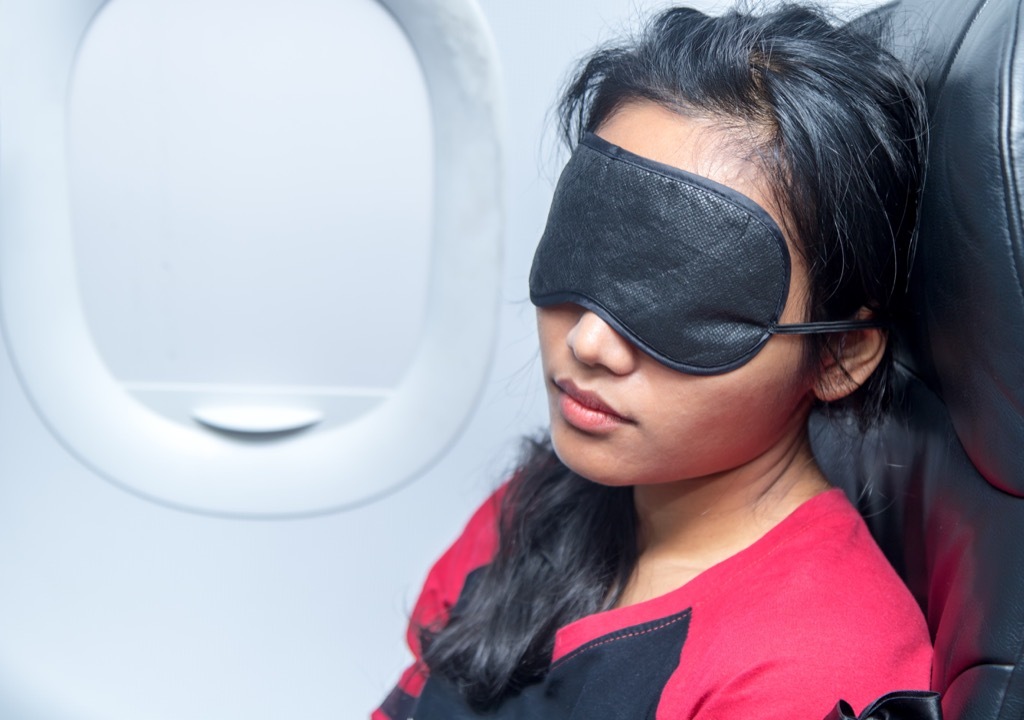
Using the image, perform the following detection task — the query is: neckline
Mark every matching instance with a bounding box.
[550,488,850,661]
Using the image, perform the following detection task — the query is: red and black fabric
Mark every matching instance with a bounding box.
[413,570,689,720]
[375,489,932,720]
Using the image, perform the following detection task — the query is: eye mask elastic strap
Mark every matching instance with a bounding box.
[771,319,886,335]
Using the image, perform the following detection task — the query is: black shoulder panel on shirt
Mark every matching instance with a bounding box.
[414,608,691,720]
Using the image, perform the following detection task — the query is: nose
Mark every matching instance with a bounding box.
[566,310,639,375]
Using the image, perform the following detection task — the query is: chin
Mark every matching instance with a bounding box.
[548,423,637,488]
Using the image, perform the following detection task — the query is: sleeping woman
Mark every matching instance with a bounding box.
[376,3,935,718]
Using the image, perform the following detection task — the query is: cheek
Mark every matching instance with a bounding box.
[536,308,816,486]
[640,342,815,475]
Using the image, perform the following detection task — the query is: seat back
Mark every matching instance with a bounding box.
[813,1,1024,717]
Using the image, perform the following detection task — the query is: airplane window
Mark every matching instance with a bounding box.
[69,0,432,428]
[1,0,500,514]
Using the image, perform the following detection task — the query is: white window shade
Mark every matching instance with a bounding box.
[69,0,433,393]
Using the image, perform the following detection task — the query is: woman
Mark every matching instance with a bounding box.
[376,3,934,718]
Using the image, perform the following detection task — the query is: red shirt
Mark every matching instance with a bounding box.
[375,488,933,719]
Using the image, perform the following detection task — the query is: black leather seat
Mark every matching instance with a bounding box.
[812,0,1024,717]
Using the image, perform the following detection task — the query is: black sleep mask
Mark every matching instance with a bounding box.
[529,133,880,375]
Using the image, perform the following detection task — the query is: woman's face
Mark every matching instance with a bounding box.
[538,101,819,487]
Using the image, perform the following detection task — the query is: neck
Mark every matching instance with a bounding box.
[621,428,828,604]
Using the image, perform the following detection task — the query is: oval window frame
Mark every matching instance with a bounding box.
[0,0,503,517]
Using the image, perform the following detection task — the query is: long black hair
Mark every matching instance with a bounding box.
[423,2,927,711]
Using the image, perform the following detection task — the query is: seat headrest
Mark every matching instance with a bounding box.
[889,0,1024,496]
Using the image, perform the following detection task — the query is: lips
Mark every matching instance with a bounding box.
[554,378,631,432]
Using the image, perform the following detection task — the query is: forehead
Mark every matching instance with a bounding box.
[596,101,782,231]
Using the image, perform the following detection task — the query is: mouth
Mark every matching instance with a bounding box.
[553,378,632,432]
